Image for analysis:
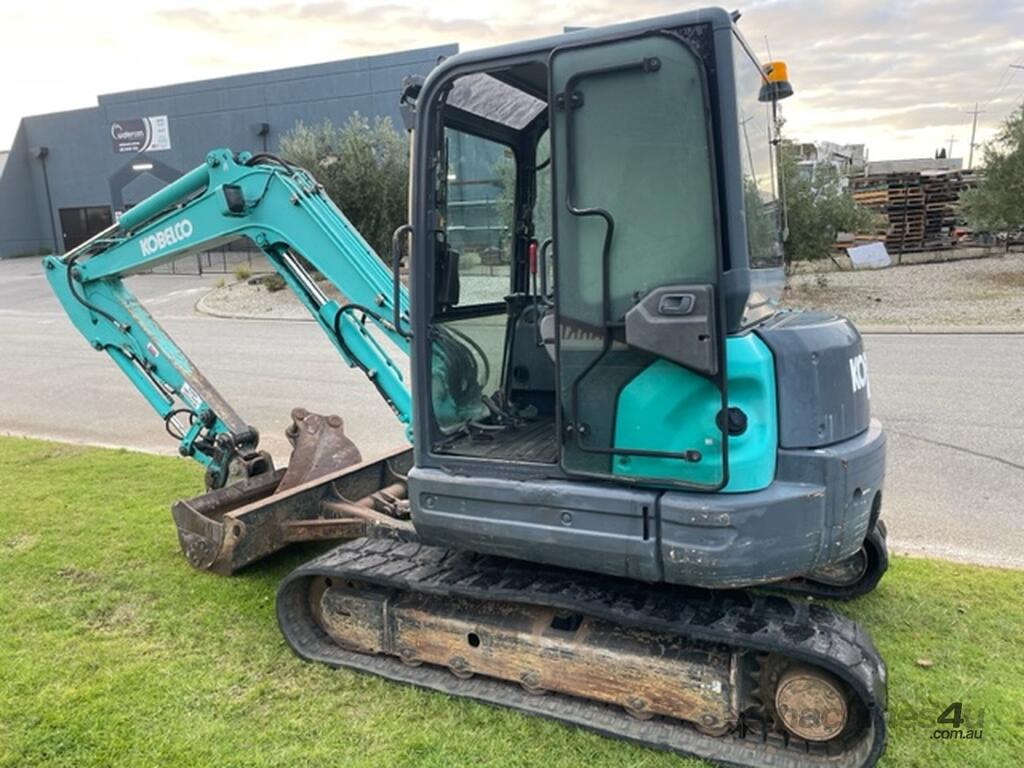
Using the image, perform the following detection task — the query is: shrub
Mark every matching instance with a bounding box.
[278,114,408,263]
[961,104,1024,237]
[261,274,287,292]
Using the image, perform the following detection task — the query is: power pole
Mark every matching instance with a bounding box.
[964,103,986,169]
[946,134,958,159]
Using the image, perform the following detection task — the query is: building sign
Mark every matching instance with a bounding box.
[110,116,171,154]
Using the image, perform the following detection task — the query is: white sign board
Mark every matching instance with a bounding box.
[111,115,171,153]
[847,242,891,270]
[146,115,171,151]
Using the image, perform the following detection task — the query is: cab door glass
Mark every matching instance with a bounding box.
[550,34,726,489]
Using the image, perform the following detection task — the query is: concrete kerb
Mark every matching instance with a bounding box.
[787,244,1022,274]
[859,324,1024,335]
[194,290,314,322]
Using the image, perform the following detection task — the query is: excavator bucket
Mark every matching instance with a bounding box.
[171,408,412,575]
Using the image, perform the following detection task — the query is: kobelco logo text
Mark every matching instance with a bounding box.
[849,353,870,397]
[140,220,194,257]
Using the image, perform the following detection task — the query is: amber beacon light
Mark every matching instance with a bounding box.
[759,60,794,102]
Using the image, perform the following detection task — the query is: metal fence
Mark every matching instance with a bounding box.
[143,242,268,275]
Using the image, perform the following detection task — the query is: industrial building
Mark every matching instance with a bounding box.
[0,44,456,259]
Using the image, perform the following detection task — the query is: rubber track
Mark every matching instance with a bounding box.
[277,537,887,768]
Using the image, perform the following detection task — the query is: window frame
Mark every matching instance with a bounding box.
[546,29,731,492]
[433,111,523,321]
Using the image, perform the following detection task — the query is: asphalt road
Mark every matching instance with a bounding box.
[1,257,1021,569]
[0,257,408,464]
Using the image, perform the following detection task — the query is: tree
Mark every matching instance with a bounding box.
[961,104,1024,236]
[778,142,876,263]
[278,114,408,262]
[743,176,781,267]
[495,132,551,247]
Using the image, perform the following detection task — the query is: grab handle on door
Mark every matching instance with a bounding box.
[657,293,694,315]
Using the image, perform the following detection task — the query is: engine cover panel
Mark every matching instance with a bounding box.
[755,311,871,448]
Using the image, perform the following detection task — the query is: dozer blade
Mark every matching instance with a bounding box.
[171,409,412,575]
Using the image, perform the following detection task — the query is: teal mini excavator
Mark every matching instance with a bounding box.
[46,8,890,767]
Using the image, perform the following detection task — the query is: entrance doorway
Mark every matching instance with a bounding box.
[59,206,113,251]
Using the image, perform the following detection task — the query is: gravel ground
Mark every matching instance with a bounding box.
[199,254,1024,328]
[198,275,346,319]
[783,252,1024,327]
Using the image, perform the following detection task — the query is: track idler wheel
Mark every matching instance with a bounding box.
[778,519,889,601]
[755,654,864,746]
[773,665,849,742]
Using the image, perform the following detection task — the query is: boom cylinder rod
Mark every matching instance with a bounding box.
[119,162,211,231]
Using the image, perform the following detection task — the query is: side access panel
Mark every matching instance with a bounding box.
[409,467,662,582]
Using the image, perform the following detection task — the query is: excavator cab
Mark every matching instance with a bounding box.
[400,12,884,591]
[410,18,787,497]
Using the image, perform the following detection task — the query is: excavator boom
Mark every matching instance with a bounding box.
[45,148,411,488]
[45,148,421,572]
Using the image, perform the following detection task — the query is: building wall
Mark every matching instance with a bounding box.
[0,123,54,256]
[0,44,455,258]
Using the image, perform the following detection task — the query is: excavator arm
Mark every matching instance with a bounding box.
[44,148,412,490]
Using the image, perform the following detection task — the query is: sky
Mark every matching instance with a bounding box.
[3,0,1024,162]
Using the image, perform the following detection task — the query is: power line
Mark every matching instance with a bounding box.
[975,61,1024,139]
[986,62,1024,112]
[984,62,1018,106]
[980,60,1024,125]
[994,66,1024,121]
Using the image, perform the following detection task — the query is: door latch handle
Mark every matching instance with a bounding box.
[657,293,694,315]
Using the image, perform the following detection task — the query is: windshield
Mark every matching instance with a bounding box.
[733,35,784,269]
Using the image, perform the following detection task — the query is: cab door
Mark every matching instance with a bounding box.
[549,32,728,490]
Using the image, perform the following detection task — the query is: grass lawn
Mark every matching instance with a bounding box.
[1,436,1022,767]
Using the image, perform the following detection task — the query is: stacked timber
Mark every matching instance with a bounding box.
[850,171,973,254]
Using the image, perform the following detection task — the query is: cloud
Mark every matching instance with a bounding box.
[4,0,1024,160]
[740,0,1024,156]
[152,1,501,47]
[146,0,1024,158]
